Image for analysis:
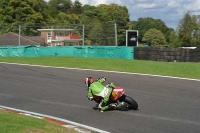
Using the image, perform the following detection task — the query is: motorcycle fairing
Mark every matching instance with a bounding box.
[111,87,125,101]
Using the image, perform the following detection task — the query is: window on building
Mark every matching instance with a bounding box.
[47,33,52,43]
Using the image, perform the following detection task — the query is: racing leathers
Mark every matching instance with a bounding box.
[87,77,115,111]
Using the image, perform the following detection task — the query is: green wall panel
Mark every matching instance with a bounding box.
[0,45,134,60]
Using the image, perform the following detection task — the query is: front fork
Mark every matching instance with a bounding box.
[117,95,130,109]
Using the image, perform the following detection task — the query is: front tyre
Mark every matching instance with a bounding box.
[124,95,138,110]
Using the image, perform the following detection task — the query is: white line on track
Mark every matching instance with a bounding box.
[0,62,200,82]
[121,111,200,126]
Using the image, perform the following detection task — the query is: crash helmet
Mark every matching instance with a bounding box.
[84,77,94,87]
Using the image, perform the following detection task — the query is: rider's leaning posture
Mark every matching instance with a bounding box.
[84,77,116,112]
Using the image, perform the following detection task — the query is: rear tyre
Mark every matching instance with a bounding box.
[123,95,138,110]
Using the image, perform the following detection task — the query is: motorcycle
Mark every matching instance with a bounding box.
[92,86,138,111]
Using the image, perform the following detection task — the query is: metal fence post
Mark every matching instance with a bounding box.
[115,22,118,46]
[51,25,53,46]
[83,24,84,46]
[19,25,21,46]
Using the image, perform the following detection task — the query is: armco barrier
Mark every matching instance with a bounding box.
[0,45,134,60]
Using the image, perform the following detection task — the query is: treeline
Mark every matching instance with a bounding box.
[0,0,199,47]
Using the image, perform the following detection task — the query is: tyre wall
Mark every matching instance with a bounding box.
[134,47,200,62]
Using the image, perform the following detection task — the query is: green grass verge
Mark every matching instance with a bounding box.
[0,56,199,79]
[0,110,79,133]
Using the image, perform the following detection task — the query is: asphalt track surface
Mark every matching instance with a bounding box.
[0,63,200,133]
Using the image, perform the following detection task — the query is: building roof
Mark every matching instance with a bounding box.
[37,29,74,32]
[25,36,45,45]
[0,32,45,46]
[52,39,83,43]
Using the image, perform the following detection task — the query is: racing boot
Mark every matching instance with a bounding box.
[93,104,99,110]
[98,101,109,112]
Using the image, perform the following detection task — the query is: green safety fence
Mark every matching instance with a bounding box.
[0,45,134,59]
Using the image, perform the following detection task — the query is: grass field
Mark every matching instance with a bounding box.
[0,110,79,133]
[0,57,199,79]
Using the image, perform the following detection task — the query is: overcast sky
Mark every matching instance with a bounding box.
[46,0,200,29]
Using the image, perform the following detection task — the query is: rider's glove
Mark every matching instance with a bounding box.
[106,83,115,89]
[87,96,93,101]
[97,77,106,81]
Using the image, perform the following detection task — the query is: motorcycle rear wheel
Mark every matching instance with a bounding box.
[122,95,138,110]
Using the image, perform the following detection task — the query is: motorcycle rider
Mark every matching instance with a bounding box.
[84,77,116,112]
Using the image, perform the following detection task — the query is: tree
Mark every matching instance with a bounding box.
[81,4,100,18]
[97,4,129,46]
[88,20,104,45]
[133,17,171,43]
[0,0,53,35]
[80,5,110,45]
[168,31,182,48]
[81,17,104,45]
[177,11,199,47]
[54,12,70,25]
[142,28,167,46]
[48,0,72,13]
[71,0,82,14]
